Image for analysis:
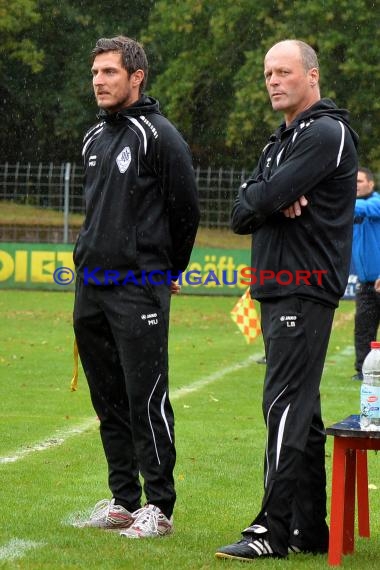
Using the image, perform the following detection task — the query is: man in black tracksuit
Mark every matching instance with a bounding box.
[73,36,200,538]
[216,40,358,561]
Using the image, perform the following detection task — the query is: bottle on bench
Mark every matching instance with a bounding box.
[360,341,380,430]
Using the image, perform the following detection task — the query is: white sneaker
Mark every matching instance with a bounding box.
[81,498,135,529]
[120,504,173,538]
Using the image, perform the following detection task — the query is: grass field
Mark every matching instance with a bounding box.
[0,290,379,569]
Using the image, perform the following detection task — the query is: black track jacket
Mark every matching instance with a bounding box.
[74,95,200,284]
[231,98,359,307]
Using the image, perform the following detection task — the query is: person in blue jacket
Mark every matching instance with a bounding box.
[351,167,380,381]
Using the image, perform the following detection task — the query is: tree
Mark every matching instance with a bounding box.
[0,0,43,73]
[1,0,379,171]
[0,0,154,162]
[143,0,262,165]
[144,0,380,169]
[226,0,380,169]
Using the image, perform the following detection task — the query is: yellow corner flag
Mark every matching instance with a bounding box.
[70,338,79,392]
[231,288,261,344]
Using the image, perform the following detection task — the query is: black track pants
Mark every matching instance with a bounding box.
[354,283,380,373]
[73,278,176,518]
[249,297,334,556]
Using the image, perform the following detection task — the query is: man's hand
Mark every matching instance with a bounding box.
[375,278,380,293]
[170,280,181,295]
[282,195,308,218]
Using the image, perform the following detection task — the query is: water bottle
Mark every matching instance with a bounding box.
[360,341,380,430]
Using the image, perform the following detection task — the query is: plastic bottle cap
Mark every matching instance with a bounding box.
[370,341,380,349]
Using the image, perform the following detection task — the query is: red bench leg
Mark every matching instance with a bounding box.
[328,437,347,565]
[343,448,356,554]
[356,449,370,538]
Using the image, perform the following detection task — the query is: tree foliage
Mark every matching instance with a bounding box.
[0,0,154,161]
[145,0,380,169]
[0,0,44,73]
[0,0,379,171]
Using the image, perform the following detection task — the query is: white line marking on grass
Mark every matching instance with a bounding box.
[171,353,262,400]
[0,418,96,465]
[1,354,262,466]
[0,539,45,561]
[62,353,263,527]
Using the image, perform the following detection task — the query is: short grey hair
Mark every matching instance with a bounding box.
[269,39,319,72]
[295,40,319,71]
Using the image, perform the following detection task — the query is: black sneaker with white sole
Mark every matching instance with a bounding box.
[215,524,283,561]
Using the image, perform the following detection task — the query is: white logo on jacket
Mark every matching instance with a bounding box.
[280,315,297,328]
[141,312,158,326]
[116,146,131,173]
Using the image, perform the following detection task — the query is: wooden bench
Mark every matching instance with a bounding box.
[326,414,380,565]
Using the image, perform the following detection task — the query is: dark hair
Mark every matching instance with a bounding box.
[358,166,374,183]
[91,36,148,92]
